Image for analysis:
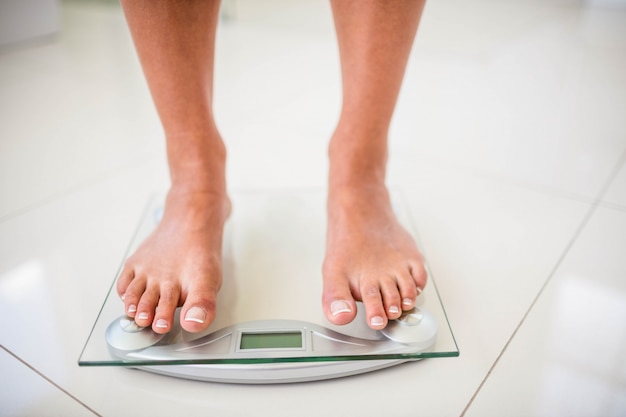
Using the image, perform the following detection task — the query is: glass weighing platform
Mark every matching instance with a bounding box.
[79,189,458,383]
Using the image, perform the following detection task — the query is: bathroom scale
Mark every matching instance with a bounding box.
[79,189,458,383]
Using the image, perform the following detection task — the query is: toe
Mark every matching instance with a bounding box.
[135,284,159,327]
[397,268,419,310]
[116,264,135,299]
[380,276,402,320]
[409,260,428,291]
[153,282,180,334]
[122,277,145,318]
[180,288,217,333]
[360,280,387,330]
[322,273,357,326]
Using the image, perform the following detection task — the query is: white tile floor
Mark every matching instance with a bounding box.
[1,0,625,416]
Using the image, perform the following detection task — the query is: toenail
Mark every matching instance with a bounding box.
[137,312,149,320]
[121,294,125,301]
[330,300,352,316]
[370,316,385,327]
[416,287,423,295]
[155,319,168,328]
[389,305,400,314]
[128,304,137,313]
[403,298,413,306]
[185,306,206,323]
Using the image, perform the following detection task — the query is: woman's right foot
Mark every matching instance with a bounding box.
[116,187,231,334]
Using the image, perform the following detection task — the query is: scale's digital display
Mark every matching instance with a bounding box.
[240,331,303,350]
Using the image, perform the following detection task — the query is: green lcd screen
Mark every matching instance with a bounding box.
[240,332,303,350]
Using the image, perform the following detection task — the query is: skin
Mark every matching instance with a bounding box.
[116,0,427,334]
[324,0,427,329]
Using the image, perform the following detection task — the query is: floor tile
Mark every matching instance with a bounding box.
[464,206,626,417]
[0,158,590,416]
[393,2,626,200]
[0,159,169,372]
[0,2,161,220]
[0,347,95,416]
[4,1,625,219]
[1,0,625,416]
[602,158,626,210]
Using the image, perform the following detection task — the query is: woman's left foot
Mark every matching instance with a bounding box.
[322,183,427,330]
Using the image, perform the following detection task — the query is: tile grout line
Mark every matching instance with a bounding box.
[0,153,160,225]
[405,155,609,207]
[597,199,626,214]
[459,149,626,417]
[458,207,595,416]
[1,344,102,417]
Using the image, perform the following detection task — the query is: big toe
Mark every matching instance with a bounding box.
[322,276,358,326]
[180,292,217,333]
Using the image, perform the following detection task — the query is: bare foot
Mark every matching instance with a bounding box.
[116,188,231,334]
[322,183,427,330]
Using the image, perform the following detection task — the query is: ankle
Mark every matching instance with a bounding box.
[166,129,227,194]
[169,161,227,194]
[165,185,231,223]
[328,124,389,188]
[328,124,390,204]
[328,181,389,205]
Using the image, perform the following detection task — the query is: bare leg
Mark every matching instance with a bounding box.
[116,0,229,334]
[323,0,427,330]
